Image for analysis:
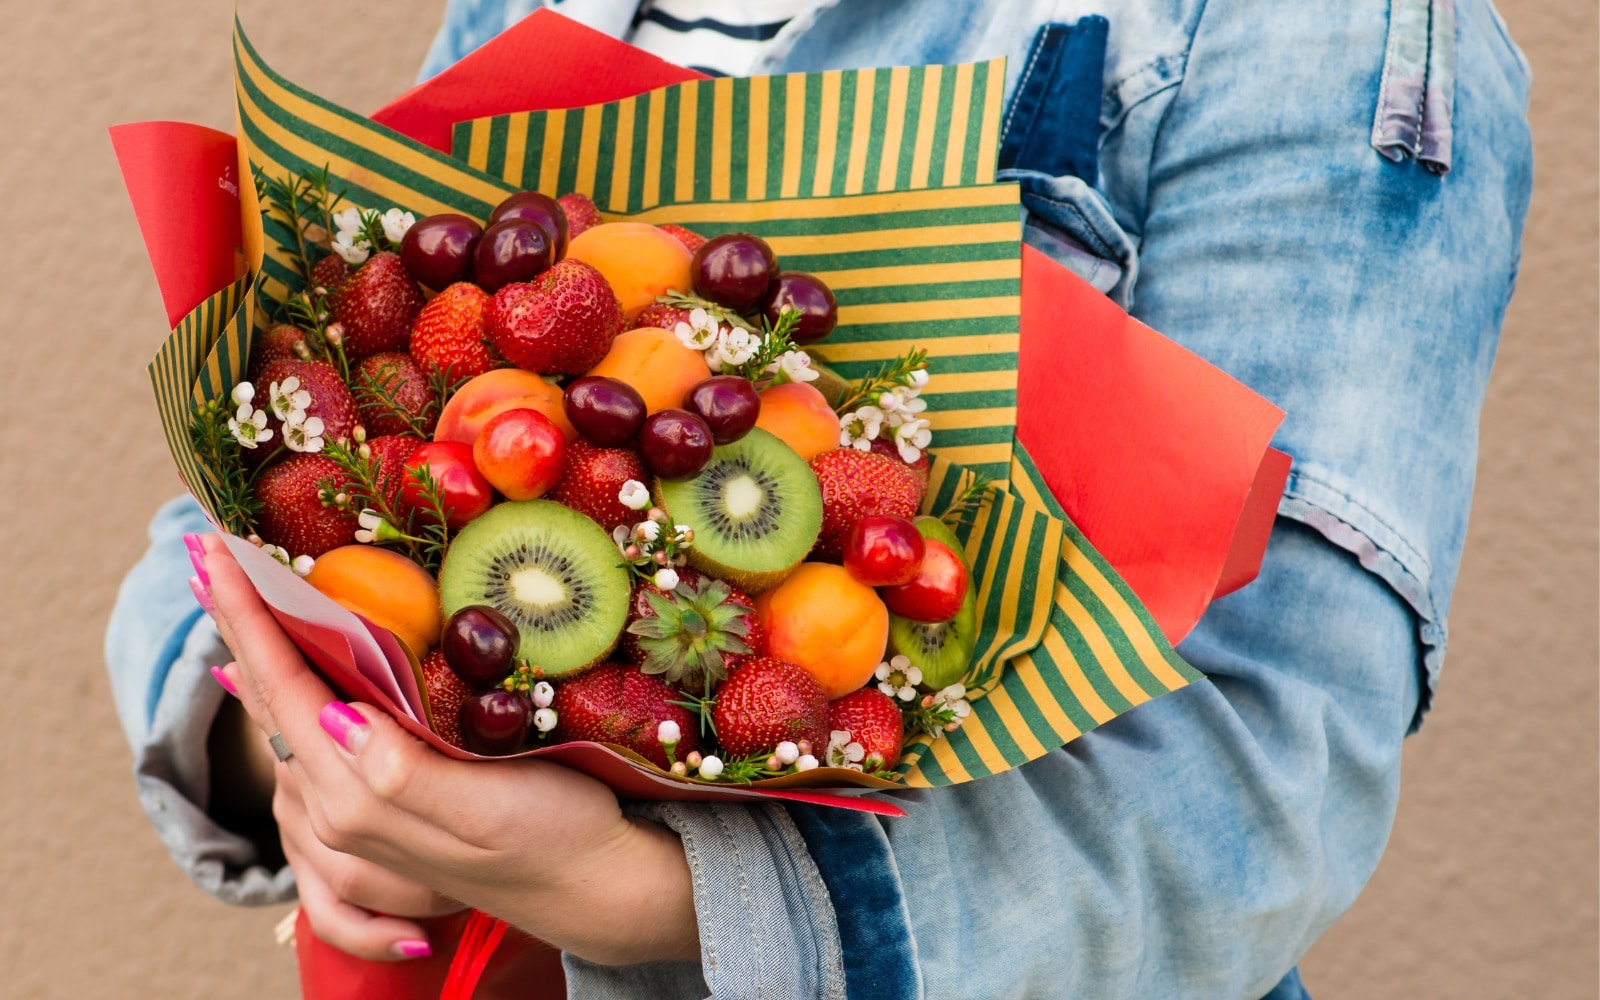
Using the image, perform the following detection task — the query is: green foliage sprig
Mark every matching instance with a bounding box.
[189,400,264,536]
[255,164,344,287]
[833,346,929,415]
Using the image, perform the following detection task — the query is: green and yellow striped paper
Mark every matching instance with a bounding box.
[147,19,1196,791]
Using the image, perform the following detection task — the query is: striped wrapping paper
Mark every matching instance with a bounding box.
[146,20,1197,790]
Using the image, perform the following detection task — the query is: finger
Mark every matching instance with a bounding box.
[284,837,437,962]
[200,538,346,781]
[275,776,465,919]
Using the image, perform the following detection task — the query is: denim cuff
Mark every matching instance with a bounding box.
[563,801,846,999]
[786,803,918,1000]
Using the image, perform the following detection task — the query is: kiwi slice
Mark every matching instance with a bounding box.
[656,428,822,593]
[888,516,978,688]
[438,500,629,677]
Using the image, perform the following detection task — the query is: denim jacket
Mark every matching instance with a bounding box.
[108,1,1532,996]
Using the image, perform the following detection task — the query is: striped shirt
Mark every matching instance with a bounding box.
[626,0,815,77]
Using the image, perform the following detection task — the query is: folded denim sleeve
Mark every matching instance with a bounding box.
[789,521,1423,999]
[104,495,296,906]
[564,801,847,1000]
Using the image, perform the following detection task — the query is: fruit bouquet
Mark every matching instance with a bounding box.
[117,10,1290,995]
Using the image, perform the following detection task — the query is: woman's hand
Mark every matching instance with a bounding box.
[201,535,699,966]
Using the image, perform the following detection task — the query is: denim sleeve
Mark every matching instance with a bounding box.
[104,496,296,906]
[563,802,847,1000]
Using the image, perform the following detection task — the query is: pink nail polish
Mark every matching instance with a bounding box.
[210,666,238,696]
[318,702,370,754]
[188,576,216,613]
[186,542,211,588]
[392,939,432,959]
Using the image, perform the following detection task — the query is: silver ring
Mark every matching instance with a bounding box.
[268,731,294,763]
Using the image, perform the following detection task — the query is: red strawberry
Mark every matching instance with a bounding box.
[249,323,310,377]
[409,282,497,382]
[252,454,355,558]
[546,440,648,532]
[422,649,472,750]
[312,253,351,298]
[557,192,604,239]
[808,449,925,562]
[623,568,764,690]
[711,656,829,757]
[827,688,905,769]
[334,251,423,357]
[868,436,931,487]
[630,301,695,332]
[487,259,624,375]
[365,434,424,509]
[255,359,359,448]
[658,223,707,253]
[354,352,437,437]
[551,662,700,769]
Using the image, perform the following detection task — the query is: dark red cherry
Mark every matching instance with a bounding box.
[399,214,483,290]
[441,605,519,689]
[638,409,715,479]
[685,376,761,444]
[473,219,553,293]
[487,191,569,259]
[762,271,838,345]
[692,233,778,313]
[459,690,532,756]
[564,376,648,447]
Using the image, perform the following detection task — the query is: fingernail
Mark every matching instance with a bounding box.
[318,702,370,754]
[189,576,216,614]
[210,665,238,696]
[186,542,211,588]
[392,939,431,959]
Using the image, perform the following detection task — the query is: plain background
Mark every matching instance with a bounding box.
[0,0,1592,996]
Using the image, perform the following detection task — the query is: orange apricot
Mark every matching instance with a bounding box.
[434,368,576,445]
[585,326,711,414]
[565,223,694,320]
[754,562,889,699]
[305,546,442,659]
[753,382,839,461]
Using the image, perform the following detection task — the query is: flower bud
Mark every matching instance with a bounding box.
[795,739,813,757]
[698,755,724,779]
[670,761,688,776]
[685,750,703,769]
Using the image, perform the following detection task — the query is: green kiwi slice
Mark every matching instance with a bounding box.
[438,499,629,676]
[656,428,822,593]
[888,516,978,688]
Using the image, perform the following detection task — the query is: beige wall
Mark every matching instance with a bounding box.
[0,0,1591,996]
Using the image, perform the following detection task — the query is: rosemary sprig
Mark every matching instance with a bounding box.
[189,400,261,536]
[653,290,761,334]
[256,165,344,286]
[736,308,802,386]
[282,287,349,381]
[403,464,455,575]
[833,347,929,414]
[352,363,434,440]
[319,440,440,569]
[939,476,1001,531]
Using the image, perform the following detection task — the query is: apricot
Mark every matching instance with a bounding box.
[584,327,711,414]
[434,368,576,445]
[753,382,839,461]
[305,546,442,659]
[755,563,889,699]
[565,223,693,320]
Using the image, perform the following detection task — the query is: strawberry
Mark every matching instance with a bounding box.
[409,281,497,382]
[711,656,829,757]
[422,649,472,750]
[624,568,764,691]
[252,454,355,558]
[487,259,624,375]
[557,192,604,239]
[312,253,351,299]
[827,688,905,769]
[249,323,310,378]
[551,662,700,769]
[658,223,707,253]
[631,300,695,332]
[255,359,359,448]
[353,352,437,437]
[808,448,925,562]
[868,436,931,488]
[365,433,424,509]
[546,440,648,532]
[333,251,423,357]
